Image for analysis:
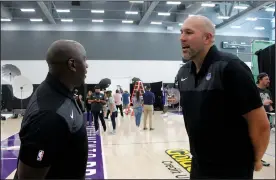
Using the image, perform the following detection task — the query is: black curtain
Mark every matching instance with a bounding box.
[149,81,163,111]
[256,44,275,103]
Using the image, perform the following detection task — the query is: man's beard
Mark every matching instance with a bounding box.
[183,48,198,61]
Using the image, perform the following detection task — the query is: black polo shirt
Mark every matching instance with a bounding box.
[175,45,263,166]
[90,92,105,112]
[15,73,88,179]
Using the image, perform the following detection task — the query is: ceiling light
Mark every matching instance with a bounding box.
[1,18,11,22]
[151,21,162,25]
[217,16,230,19]
[21,8,35,12]
[254,26,265,30]
[61,19,73,22]
[231,26,241,29]
[246,17,258,21]
[125,11,138,15]
[201,3,215,7]
[265,7,275,12]
[166,1,181,5]
[56,9,70,13]
[91,10,104,13]
[233,5,248,10]
[179,23,183,26]
[92,19,103,22]
[158,12,170,16]
[122,20,133,23]
[129,1,144,3]
[30,18,43,22]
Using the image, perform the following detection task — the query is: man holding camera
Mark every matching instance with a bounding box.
[89,85,107,134]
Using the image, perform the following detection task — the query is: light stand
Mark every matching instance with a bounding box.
[9,72,12,83]
[20,86,24,116]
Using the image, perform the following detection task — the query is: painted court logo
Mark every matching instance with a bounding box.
[165,149,192,173]
[37,150,44,161]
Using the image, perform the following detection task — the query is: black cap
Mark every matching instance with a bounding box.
[94,85,100,89]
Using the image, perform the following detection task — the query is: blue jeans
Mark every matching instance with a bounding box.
[134,106,143,127]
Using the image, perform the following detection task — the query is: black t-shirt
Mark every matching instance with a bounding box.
[175,45,263,166]
[15,73,88,179]
[90,92,105,111]
[258,87,273,112]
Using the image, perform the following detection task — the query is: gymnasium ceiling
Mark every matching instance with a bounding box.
[1,1,275,32]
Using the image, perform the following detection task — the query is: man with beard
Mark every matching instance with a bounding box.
[175,15,270,179]
[14,40,88,179]
[257,73,274,112]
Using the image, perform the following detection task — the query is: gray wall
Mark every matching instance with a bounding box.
[1,31,268,62]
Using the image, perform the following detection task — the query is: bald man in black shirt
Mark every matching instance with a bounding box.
[176,15,270,179]
[14,40,89,179]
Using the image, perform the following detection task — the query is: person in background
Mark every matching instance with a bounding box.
[132,90,143,128]
[74,89,78,99]
[114,89,124,117]
[89,85,107,134]
[104,91,110,119]
[106,90,117,134]
[257,73,274,112]
[122,90,130,112]
[86,90,93,126]
[77,94,85,113]
[257,72,273,167]
[102,89,108,118]
[143,86,155,130]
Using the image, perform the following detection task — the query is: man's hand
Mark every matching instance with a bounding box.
[263,99,273,105]
[254,160,263,171]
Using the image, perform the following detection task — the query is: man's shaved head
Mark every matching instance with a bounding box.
[180,15,216,62]
[46,39,88,89]
[185,15,215,38]
[46,39,86,65]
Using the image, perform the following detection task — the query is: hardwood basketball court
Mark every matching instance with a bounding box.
[1,111,275,179]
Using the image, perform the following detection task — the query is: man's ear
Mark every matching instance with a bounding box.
[68,59,76,72]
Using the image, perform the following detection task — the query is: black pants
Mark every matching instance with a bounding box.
[116,104,123,117]
[110,111,117,130]
[190,158,254,179]
[86,110,92,123]
[92,110,106,132]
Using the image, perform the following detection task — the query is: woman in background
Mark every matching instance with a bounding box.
[106,90,117,134]
[86,90,93,125]
[132,90,143,128]
[114,89,124,117]
[122,90,130,114]
[102,90,108,118]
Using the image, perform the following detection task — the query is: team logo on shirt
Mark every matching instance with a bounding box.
[37,150,44,161]
[206,73,211,81]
